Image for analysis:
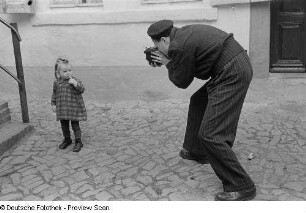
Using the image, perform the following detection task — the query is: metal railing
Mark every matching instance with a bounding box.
[0,16,29,123]
[0,17,21,42]
[0,64,22,85]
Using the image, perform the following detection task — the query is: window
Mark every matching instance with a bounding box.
[141,0,201,4]
[51,0,103,7]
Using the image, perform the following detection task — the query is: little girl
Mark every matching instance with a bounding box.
[51,57,87,152]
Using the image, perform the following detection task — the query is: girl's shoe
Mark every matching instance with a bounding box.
[59,137,72,149]
[73,138,83,152]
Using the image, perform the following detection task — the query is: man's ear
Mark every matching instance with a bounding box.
[161,37,170,45]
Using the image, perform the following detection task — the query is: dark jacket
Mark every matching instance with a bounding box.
[166,25,245,89]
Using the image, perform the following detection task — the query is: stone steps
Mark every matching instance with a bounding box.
[0,99,34,157]
[0,100,11,126]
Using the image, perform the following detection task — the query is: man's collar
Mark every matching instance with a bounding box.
[170,27,178,41]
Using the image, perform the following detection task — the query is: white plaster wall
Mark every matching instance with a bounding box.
[250,1,270,78]
[0,0,250,67]
[213,4,250,51]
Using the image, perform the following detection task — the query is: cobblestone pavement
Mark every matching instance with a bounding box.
[0,94,306,201]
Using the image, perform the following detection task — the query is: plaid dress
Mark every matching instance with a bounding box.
[51,77,87,121]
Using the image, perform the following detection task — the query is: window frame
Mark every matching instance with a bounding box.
[50,0,103,8]
[141,0,202,4]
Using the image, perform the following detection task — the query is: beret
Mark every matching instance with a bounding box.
[147,19,173,39]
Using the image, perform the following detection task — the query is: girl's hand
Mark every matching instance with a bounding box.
[68,76,78,87]
[52,105,56,113]
[151,51,171,66]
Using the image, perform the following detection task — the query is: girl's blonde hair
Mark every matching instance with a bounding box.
[54,57,70,79]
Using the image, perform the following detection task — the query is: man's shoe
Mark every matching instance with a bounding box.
[73,139,83,152]
[214,186,256,201]
[179,149,209,164]
[59,138,72,149]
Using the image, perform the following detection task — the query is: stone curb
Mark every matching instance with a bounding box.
[0,122,34,157]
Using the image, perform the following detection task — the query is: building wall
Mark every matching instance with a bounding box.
[250,1,270,78]
[1,0,250,67]
[0,0,252,102]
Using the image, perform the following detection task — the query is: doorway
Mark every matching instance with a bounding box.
[270,0,306,73]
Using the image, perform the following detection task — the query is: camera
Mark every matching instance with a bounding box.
[144,47,162,67]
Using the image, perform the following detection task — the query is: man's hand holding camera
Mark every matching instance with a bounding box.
[151,51,171,67]
[144,47,171,67]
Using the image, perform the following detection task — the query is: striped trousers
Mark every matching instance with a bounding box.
[183,51,255,192]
